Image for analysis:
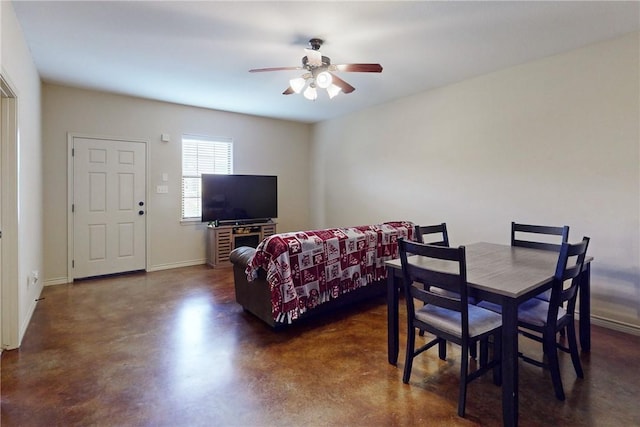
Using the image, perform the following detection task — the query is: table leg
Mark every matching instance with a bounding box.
[387,269,399,365]
[502,300,518,427]
[579,262,591,351]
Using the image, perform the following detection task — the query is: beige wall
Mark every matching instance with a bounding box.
[42,84,311,283]
[312,32,640,332]
[1,1,44,348]
[6,0,640,342]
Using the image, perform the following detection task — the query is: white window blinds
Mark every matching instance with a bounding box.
[181,136,233,219]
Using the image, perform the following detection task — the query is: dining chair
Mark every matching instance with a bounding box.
[479,236,590,401]
[511,221,569,252]
[414,223,478,353]
[415,223,477,303]
[414,223,449,246]
[398,238,502,417]
[511,221,569,302]
[414,223,479,358]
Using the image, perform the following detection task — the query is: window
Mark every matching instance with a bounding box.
[181,135,233,220]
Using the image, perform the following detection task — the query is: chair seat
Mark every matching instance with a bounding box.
[535,289,551,301]
[517,298,567,327]
[415,303,502,339]
[476,299,567,327]
[429,286,478,304]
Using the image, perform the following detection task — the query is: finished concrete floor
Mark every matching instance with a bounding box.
[2,265,639,426]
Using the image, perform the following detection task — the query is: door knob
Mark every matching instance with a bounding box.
[138,210,145,215]
[139,201,144,206]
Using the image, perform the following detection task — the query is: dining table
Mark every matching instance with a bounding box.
[385,241,593,427]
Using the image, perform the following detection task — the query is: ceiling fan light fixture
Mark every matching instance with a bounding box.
[250,38,382,100]
[303,85,318,101]
[327,84,342,99]
[289,77,306,94]
[315,71,332,89]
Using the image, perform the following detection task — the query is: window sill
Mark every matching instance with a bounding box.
[180,218,205,226]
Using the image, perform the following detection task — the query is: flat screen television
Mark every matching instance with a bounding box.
[201,174,278,224]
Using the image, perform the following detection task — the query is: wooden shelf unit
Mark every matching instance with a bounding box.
[206,222,277,268]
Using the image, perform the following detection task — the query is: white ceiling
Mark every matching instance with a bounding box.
[12,1,640,124]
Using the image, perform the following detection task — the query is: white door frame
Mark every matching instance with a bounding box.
[67,133,149,281]
[1,73,20,350]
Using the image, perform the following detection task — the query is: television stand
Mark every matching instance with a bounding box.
[206,221,277,268]
[220,218,272,226]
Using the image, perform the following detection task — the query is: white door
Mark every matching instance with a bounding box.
[0,83,4,345]
[1,75,19,349]
[72,136,146,279]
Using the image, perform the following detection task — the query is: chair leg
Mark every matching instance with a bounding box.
[492,333,502,386]
[403,327,416,384]
[419,300,427,336]
[544,332,565,401]
[566,322,584,378]
[470,341,477,360]
[458,344,469,417]
[438,338,447,360]
[479,339,488,367]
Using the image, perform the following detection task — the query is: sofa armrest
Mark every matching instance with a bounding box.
[230,246,256,269]
[230,246,275,327]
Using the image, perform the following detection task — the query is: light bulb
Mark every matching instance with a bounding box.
[289,77,306,94]
[303,85,318,100]
[327,84,342,99]
[315,71,332,89]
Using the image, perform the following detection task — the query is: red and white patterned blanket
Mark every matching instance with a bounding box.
[246,221,414,323]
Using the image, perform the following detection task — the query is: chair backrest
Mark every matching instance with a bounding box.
[398,238,468,336]
[511,221,569,252]
[414,223,449,246]
[548,236,590,324]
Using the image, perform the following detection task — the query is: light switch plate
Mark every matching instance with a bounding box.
[156,185,169,194]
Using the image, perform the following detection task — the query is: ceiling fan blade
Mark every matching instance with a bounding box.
[249,66,301,73]
[333,63,383,73]
[329,73,355,94]
[282,87,295,95]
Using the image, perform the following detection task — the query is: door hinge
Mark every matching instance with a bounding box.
[72,260,74,268]
[72,204,74,213]
[72,148,75,156]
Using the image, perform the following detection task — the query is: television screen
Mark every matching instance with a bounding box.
[201,174,278,223]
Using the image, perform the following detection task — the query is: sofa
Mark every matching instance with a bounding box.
[230,221,414,327]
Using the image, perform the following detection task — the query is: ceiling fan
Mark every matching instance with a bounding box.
[249,38,383,100]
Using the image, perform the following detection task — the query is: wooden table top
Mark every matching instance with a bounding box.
[386,242,591,299]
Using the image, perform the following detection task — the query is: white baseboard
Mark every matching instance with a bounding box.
[7,288,43,350]
[590,314,640,336]
[145,259,206,272]
[43,260,207,286]
[44,277,70,286]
